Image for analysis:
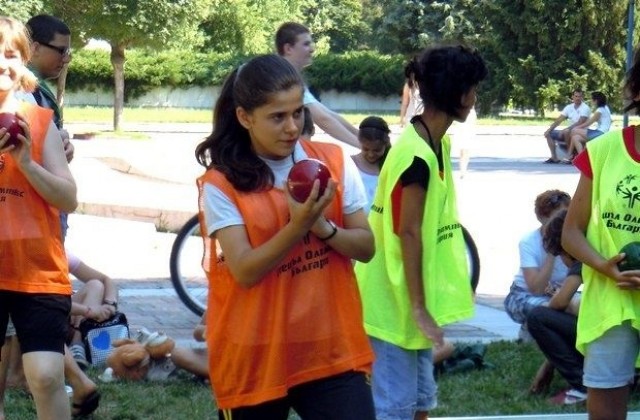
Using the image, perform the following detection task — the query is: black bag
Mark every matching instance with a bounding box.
[79,312,130,366]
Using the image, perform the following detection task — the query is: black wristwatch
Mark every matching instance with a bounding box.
[318,219,338,241]
[103,299,118,311]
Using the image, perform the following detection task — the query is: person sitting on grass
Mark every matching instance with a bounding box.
[65,248,119,370]
[565,91,612,162]
[526,209,586,405]
[504,190,571,340]
[170,311,208,380]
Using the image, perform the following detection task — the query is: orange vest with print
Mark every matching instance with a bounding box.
[197,141,373,409]
[0,102,70,295]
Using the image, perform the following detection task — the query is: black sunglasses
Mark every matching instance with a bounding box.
[38,41,71,57]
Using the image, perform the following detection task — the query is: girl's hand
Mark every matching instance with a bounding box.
[412,307,445,347]
[7,113,33,168]
[603,253,640,289]
[285,178,337,234]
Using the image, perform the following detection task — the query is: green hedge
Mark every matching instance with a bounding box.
[66,49,406,101]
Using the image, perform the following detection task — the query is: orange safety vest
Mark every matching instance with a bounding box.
[0,102,70,295]
[197,140,373,409]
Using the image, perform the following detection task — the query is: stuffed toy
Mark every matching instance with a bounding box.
[104,329,176,381]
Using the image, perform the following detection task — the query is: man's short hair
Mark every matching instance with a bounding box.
[26,14,70,44]
[275,22,309,55]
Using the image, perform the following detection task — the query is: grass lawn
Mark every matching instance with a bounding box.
[64,106,554,128]
[5,340,640,419]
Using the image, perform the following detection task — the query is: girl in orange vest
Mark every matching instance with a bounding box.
[0,17,77,420]
[195,54,376,419]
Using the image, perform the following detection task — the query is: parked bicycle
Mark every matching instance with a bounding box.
[170,214,481,317]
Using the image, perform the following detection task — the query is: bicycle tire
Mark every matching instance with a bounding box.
[170,214,207,317]
[461,225,481,292]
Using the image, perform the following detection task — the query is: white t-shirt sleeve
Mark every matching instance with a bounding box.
[518,230,542,269]
[202,183,244,237]
[65,249,82,273]
[579,103,591,118]
[341,149,368,215]
[303,86,319,106]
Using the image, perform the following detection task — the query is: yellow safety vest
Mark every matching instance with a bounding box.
[577,128,640,354]
[355,125,474,350]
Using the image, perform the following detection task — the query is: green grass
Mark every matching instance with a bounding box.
[5,340,640,419]
[64,105,640,129]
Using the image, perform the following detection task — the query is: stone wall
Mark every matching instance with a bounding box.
[64,86,401,112]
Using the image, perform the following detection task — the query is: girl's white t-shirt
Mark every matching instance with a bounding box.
[202,142,367,236]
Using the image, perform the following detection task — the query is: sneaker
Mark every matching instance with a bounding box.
[146,357,177,381]
[69,344,90,370]
[517,325,534,343]
[549,388,587,405]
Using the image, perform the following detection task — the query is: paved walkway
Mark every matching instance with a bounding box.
[63,121,584,345]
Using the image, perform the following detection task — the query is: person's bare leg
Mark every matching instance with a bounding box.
[545,134,558,160]
[0,338,10,420]
[415,411,428,420]
[23,351,70,420]
[5,337,26,390]
[459,148,470,178]
[529,359,554,394]
[587,386,629,420]
[170,347,208,378]
[63,345,98,410]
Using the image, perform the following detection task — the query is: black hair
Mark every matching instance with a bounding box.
[543,209,568,257]
[195,54,304,192]
[26,14,70,43]
[414,44,487,118]
[404,57,418,89]
[624,46,640,113]
[591,91,607,107]
[358,116,391,169]
[301,106,315,137]
[275,22,309,55]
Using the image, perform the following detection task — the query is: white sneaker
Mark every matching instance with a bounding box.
[69,344,90,370]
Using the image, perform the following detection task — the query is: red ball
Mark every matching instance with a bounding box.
[0,113,23,148]
[287,159,331,203]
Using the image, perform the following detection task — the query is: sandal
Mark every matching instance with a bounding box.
[543,158,560,164]
[72,390,101,418]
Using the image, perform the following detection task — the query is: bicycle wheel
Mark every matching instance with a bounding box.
[461,225,481,292]
[170,214,207,317]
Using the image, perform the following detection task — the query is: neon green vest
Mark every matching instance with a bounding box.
[576,129,640,354]
[355,125,474,350]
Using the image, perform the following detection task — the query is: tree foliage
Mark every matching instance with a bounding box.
[47,0,212,130]
[480,0,631,115]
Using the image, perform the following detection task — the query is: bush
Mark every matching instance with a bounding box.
[65,49,406,101]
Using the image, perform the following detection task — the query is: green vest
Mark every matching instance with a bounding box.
[355,125,474,350]
[577,129,640,354]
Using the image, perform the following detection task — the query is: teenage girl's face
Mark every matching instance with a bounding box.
[0,42,24,93]
[359,138,388,165]
[455,85,478,122]
[237,85,304,160]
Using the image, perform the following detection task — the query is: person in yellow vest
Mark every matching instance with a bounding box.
[563,46,640,419]
[0,17,77,420]
[355,44,487,420]
[195,54,375,419]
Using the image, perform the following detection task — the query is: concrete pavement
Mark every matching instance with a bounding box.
[63,121,584,345]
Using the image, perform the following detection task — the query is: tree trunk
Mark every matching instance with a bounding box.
[110,43,126,131]
[56,65,68,109]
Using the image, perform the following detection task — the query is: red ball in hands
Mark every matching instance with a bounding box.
[0,113,23,148]
[287,159,331,203]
